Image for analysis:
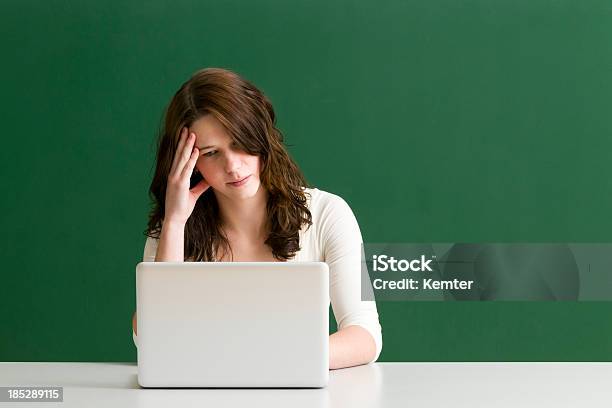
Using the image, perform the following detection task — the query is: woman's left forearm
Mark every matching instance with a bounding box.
[329,325,376,370]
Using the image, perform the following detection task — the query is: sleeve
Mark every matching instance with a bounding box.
[134,236,160,348]
[143,235,159,262]
[319,194,383,363]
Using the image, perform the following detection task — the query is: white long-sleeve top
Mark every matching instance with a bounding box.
[133,187,383,362]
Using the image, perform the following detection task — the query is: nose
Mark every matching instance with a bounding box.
[224,150,243,175]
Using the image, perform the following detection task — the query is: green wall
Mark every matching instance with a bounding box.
[2,0,612,361]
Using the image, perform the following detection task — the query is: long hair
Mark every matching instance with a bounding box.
[145,67,312,261]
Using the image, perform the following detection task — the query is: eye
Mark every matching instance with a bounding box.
[203,150,217,157]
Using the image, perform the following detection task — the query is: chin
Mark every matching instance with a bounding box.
[225,179,261,198]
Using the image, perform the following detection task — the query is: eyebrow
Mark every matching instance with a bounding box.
[196,144,216,150]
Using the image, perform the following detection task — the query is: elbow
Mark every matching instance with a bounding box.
[132,311,137,336]
[348,324,382,366]
[354,322,382,364]
[132,311,138,348]
[365,325,382,364]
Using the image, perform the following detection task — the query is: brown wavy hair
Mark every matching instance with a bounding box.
[144,67,312,261]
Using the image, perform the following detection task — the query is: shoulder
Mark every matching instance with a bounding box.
[303,187,362,241]
[303,187,354,217]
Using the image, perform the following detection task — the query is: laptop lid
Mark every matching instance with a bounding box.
[136,262,329,388]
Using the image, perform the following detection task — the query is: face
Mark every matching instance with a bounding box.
[190,114,263,200]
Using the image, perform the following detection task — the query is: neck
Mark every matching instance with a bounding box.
[215,186,269,241]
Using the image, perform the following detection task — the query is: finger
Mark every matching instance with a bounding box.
[180,146,200,180]
[169,127,188,175]
[190,178,210,198]
[174,132,197,178]
[169,127,189,175]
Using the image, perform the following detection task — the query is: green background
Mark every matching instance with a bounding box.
[2,0,611,361]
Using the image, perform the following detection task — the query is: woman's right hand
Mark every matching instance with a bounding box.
[163,127,210,226]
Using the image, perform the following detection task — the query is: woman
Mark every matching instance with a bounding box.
[132,67,382,369]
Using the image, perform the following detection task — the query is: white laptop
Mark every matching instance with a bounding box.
[136,261,329,388]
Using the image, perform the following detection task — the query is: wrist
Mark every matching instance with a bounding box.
[162,217,186,230]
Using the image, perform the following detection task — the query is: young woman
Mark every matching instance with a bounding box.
[132,67,382,369]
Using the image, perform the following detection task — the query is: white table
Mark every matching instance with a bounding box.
[1,362,611,407]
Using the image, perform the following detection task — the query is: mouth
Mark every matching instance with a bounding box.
[227,175,251,187]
